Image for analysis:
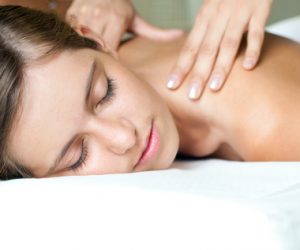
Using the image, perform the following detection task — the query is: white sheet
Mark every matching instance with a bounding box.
[1,17,300,250]
[1,160,300,250]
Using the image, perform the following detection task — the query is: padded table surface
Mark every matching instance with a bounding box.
[1,160,300,250]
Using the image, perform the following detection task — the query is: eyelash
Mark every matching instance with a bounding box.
[69,140,88,172]
[69,77,116,172]
[96,77,116,107]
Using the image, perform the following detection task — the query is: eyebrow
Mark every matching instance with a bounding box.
[46,59,97,176]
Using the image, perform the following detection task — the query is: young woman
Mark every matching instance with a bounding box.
[0,5,299,180]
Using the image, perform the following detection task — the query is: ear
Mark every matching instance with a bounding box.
[77,26,119,59]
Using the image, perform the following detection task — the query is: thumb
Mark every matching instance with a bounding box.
[130,15,184,41]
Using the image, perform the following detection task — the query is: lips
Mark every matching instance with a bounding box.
[135,121,160,168]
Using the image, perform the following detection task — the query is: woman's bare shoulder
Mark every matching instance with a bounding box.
[162,33,300,161]
[227,33,300,161]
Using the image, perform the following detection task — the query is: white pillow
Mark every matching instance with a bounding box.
[267,15,300,42]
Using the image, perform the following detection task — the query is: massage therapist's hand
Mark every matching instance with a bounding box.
[66,0,183,51]
[167,0,273,100]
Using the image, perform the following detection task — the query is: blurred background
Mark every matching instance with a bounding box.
[0,1,298,29]
[0,0,298,30]
[132,0,300,30]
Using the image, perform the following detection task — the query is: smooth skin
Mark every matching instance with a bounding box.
[9,32,300,178]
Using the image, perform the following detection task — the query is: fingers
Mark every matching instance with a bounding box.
[131,15,184,41]
[184,12,230,99]
[244,3,271,70]
[166,13,208,90]
[243,24,264,70]
[102,20,126,50]
[208,13,250,92]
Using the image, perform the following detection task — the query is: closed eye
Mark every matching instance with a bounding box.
[68,139,88,172]
[97,77,116,106]
[68,77,116,172]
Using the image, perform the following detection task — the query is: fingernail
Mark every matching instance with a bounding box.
[166,75,179,89]
[188,82,201,100]
[243,57,254,69]
[209,73,223,91]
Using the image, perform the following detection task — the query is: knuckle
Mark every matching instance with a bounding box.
[199,43,215,57]
[92,8,101,17]
[191,73,204,83]
[111,11,125,23]
[113,9,126,19]
[176,56,194,74]
[170,66,181,77]
[79,5,88,14]
[194,66,209,80]
[251,29,264,41]
[217,65,228,77]
[198,72,209,82]
[173,64,188,76]
[170,63,183,74]
[192,64,211,82]
[180,63,192,74]
[222,37,239,50]
[246,50,258,59]
[182,44,198,57]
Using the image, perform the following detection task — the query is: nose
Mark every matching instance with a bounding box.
[90,117,137,155]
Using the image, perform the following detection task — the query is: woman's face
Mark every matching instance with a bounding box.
[9,48,179,177]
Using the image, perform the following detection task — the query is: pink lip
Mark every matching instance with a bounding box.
[136,121,160,167]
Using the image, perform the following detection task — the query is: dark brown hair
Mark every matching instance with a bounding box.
[0,5,98,180]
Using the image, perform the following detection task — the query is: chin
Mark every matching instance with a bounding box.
[155,136,179,171]
[141,142,178,172]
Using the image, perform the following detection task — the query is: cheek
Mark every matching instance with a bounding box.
[103,60,162,112]
[85,146,129,175]
[120,80,162,117]
[101,53,157,96]
[120,73,162,109]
